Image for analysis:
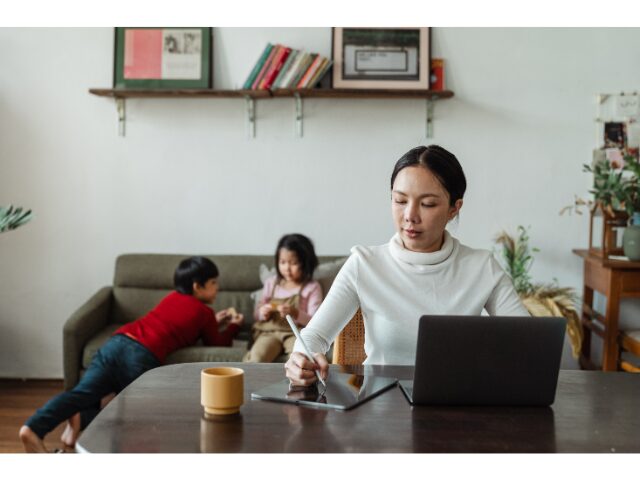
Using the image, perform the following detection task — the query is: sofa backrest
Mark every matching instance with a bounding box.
[110,254,345,332]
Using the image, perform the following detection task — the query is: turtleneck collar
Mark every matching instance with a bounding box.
[388,230,456,268]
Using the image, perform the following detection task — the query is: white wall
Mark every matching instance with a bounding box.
[1,27,639,378]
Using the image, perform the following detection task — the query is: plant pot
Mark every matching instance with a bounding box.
[623,212,640,261]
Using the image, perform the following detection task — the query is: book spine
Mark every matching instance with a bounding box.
[258,45,283,90]
[262,46,292,90]
[252,44,279,90]
[289,53,315,89]
[307,58,332,89]
[297,54,323,88]
[242,43,272,90]
[301,57,324,89]
[272,49,298,90]
[281,51,306,88]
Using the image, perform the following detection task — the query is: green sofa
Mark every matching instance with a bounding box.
[63,253,345,390]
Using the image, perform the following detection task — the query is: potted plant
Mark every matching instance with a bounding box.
[0,205,33,234]
[561,150,640,259]
[620,154,640,260]
[494,226,582,359]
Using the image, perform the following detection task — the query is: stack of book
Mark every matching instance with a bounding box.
[242,43,333,90]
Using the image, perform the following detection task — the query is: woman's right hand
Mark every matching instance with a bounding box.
[258,303,273,321]
[284,351,329,387]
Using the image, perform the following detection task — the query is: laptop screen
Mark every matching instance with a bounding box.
[408,315,566,406]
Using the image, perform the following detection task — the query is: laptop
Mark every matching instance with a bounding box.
[398,315,566,407]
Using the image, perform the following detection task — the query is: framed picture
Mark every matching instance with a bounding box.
[331,27,431,90]
[113,27,212,89]
[604,122,627,149]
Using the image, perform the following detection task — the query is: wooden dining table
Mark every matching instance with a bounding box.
[76,362,640,453]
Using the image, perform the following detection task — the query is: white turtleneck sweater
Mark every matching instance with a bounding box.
[294,231,529,365]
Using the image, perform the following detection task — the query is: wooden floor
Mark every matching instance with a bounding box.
[0,379,73,453]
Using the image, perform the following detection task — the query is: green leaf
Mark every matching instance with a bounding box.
[0,205,34,233]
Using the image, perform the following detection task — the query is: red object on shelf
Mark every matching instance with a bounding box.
[430,58,445,91]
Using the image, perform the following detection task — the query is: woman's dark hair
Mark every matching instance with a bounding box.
[174,256,219,294]
[275,233,318,283]
[390,145,466,206]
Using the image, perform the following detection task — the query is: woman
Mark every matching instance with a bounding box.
[284,145,529,386]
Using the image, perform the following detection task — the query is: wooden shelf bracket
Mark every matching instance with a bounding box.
[244,95,255,139]
[116,98,126,137]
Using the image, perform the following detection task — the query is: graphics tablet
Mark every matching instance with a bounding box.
[251,372,397,411]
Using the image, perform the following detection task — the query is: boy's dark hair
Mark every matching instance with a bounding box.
[390,145,467,206]
[275,233,318,283]
[174,256,219,294]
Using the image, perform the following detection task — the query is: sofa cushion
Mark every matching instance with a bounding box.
[114,254,275,291]
[165,345,247,364]
[112,287,172,324]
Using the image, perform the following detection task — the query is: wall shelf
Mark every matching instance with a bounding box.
[88,88,454,138]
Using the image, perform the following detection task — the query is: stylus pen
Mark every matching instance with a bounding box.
[286,314,327,388]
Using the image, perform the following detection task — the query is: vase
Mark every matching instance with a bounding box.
[623,212,640,261]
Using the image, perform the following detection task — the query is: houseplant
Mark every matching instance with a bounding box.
[0,205,33,233]
[561,151,640,259]
[618,154,640,260]
[494,226,582,358]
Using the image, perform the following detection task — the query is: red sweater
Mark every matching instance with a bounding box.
[115,291,239,363]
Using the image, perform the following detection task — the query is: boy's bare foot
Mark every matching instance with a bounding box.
[60,413,81,447]
[19,425,48,453]
[58,393,115,448]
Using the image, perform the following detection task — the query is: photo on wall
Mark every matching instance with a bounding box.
[332,27,431,90]
[113,27,212,89]
[604,121,627,149]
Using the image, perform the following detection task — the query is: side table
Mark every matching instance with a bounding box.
[572,249,640,371]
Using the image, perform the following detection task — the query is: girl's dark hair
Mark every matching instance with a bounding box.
[390,145,467,206]
[275,233,318,283]
[174,256,219,294]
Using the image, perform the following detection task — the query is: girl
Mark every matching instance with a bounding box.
[244,234,323,363]
[285,145,529,386]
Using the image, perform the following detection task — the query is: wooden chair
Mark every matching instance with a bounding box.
[332,309,367,365]
[619,331,640,373]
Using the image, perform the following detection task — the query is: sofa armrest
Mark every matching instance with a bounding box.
[63,286,113,390]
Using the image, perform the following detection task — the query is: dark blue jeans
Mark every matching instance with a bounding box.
[26,334,160,439]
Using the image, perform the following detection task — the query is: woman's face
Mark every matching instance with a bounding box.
[278,248,303,283]
[391,165,462,253]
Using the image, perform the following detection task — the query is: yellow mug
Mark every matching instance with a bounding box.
[201,367,244,416]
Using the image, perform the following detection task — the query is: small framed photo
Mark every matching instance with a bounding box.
[604,122,627,149]
[113,27,212,89]
[331,27,431,90]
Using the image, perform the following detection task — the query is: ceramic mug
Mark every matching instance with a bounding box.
[201,367,244,416]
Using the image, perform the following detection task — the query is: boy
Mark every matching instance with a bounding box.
[19,256,243,453]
